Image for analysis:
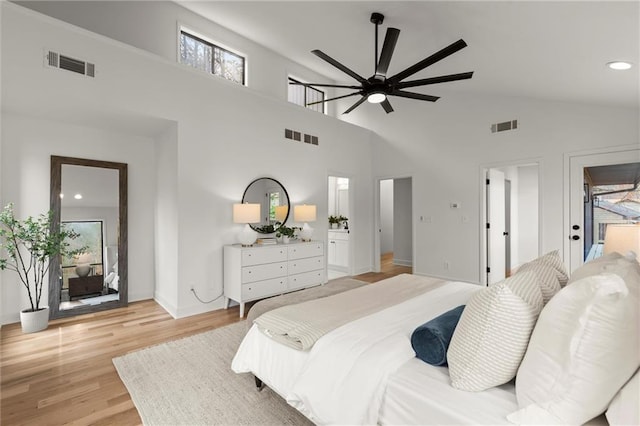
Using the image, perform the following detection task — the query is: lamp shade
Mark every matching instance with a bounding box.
[603,223,640,260]
[274,205,289,222]
[233,203,260,224]
[294,204,317,222]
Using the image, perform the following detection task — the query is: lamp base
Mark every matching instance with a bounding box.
[238,224,257,246]
[300,223,314,242]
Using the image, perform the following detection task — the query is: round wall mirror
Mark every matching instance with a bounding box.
[242,177,290,233]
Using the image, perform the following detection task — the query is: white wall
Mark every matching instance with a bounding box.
[1,3,375,322]
[14,0,339,115]
[342,93,639,283]
[380,179,394,254]
[0,113,158,323]
[517,165,539,265]
[393,177,412,266]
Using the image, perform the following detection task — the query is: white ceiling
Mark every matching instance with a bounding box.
[177,1,639,108]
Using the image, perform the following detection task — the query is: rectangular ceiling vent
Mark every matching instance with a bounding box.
[45,50,95,78]
[491,119,518,133]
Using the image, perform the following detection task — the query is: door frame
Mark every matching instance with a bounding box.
[373,174,414,273]
[563,144,640,272]
[327,171,355,276]
[479,158,543,286]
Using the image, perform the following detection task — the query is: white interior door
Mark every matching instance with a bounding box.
[487,169,506,284]
[567,148,640,272]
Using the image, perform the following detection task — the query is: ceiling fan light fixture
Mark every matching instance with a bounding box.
[607,61,633,70]
[367,92,386,104]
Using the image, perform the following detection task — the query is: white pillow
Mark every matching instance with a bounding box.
[606,368,639,426]
[569,252,640,290]
[516,261,561,304]
[531,250,569,287]
[508,273,640,425]
[448,271,543,391]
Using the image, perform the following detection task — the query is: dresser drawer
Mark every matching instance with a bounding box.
[288,242,323,260]
[288,256,324,275]
[242,277,287,300]
[242,261,287,283]
[242,246,287,266]
[288,269,324,291]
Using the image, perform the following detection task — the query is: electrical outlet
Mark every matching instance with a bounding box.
[190,284,195,291]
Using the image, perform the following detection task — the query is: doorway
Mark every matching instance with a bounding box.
[566,147,640,272]
[483,163,540,285]
[375,177,413,274]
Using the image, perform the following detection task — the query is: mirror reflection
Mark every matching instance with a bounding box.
[49,156,128,319]
[59,165,120,310]
[242,177,290,233]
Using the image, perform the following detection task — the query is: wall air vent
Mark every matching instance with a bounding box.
[491,119,518,133]
[285,128,319,146]
[44,50,95,78]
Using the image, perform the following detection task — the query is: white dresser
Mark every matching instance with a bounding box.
[223,241,326,317]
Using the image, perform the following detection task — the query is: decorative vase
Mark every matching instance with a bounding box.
[75,264,91,277]
[20,306,49,333]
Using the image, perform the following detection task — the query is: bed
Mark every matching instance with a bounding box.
[232,274,513,424]
[232,252,639,426]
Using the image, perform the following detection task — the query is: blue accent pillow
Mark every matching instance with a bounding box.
[411,305,465,366]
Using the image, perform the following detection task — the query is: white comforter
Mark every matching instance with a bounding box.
[233,278,480,425]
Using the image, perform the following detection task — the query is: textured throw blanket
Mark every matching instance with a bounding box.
[254,273,447,350]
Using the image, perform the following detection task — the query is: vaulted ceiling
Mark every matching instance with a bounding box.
[178,1,639,108]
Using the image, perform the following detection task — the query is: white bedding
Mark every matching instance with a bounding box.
[232,278,483,425]
[380,358,517,425]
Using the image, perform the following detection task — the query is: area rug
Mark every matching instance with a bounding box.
[113,321,312,425]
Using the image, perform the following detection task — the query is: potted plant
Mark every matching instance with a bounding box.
[328,215,341,229]
[0,203,83,333]
[338,215,349,229]
[275,225,299,244]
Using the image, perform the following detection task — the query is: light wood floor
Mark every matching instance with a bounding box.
[355,252,412,283]
[1,263,408,425]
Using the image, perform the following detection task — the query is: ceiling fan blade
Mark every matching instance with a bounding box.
[380,98,394,113]
[288,81,362,89]
[388,39,468,83]
[342,96,367,114]
[390,90,440,102]
[306,91,362,106]
[376,28,400,77]
[312,50,367,84]
[395,71,474,90]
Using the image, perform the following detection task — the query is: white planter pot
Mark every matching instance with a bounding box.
[331,223,338,229]
[20,306,49,333]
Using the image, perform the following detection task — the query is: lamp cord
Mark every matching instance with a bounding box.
[191,288,224,304]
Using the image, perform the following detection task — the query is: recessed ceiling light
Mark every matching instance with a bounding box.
[74,193,83,200]
[607,61,633,70]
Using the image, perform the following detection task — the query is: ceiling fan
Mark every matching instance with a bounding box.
[290,12,474,114]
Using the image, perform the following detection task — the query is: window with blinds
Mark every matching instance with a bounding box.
[179,30,245,86]
[288,77,325,113]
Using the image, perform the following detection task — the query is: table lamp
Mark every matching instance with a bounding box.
[274,205,288,224]
[294,204,316,242]
[233,203,261,246]
[603,223,640,262]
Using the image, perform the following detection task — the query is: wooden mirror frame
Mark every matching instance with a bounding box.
[48,156,128,319]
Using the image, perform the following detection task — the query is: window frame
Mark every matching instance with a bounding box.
[288,76,326,114]
[178,27,247,86]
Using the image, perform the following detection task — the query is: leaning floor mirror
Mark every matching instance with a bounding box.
[49,156,128,318]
